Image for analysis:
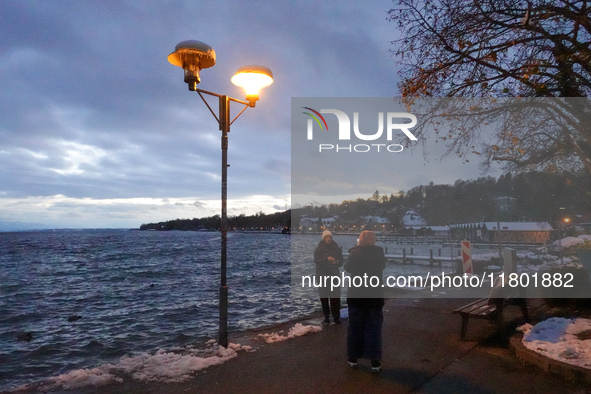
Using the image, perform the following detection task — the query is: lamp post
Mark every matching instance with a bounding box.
[168,40,273,347]
[559,217,571,265]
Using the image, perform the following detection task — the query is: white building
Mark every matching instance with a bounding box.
[451,222,553,244]
[402,210,428,227]
[299,216,337,230]
[362,216,389,224]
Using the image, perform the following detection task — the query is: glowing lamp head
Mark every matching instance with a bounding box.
[231,65,273,106]
[564,217,571,223]
[168,40,216,91]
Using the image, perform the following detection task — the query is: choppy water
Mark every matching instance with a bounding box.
[0,230,313,391]
[0,230,487,391]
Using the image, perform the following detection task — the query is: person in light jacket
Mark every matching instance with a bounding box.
[314,230,343,324]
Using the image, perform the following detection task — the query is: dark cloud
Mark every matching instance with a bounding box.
[0,1,478,228]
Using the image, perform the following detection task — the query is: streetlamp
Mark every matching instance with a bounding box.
[559,217,571,264]
[168,40,273,347]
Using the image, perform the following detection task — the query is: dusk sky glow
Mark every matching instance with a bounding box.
[0,1,495,229]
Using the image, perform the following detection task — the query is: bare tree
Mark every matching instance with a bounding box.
[389,0,591,172]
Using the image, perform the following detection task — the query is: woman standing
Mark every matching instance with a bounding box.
[344,230,386,372]
[314,230,343,324]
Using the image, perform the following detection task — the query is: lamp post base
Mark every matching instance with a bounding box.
[219,286,228,347]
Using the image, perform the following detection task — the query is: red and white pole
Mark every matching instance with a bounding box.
[461,240,473,274]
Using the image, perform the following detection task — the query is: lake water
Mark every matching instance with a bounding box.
[0,230,313,391]
[0,230,481,391]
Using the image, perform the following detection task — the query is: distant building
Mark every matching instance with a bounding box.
[450,223,483,241]
[484,222,553,244]
[299,216,337,230]
[402,225,449,237]
[402,210,428,227]
[451,222,553,244]
[425,226,450,237]
[399,210,448,236]
[362,216,389,224]
[300,218,316,230]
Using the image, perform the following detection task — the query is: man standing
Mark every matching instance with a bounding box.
[344,230,386,372]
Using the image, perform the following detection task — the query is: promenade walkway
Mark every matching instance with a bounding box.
[70,297,587,394]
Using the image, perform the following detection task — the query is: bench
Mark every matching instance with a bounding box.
[453,297,529,340]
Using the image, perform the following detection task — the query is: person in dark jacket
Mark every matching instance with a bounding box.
[344,230,386,372]
[314,230,344,324]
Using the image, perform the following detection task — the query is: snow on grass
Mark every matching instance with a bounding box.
[519,317,591,369]
[550,235,591,249]
[469,235,591,272]
[471,252,500,262]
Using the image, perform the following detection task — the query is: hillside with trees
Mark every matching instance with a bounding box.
[388,0,591,174]
[139,211,291,232]
[140,171,589,233]
[292,171,590,231]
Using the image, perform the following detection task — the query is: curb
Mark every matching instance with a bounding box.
[510,333,591,385]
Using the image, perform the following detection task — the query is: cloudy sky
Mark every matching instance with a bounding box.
[0,1,494,229]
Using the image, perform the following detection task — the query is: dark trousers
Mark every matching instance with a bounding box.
[320,298,341,320]
[347,305,383,361]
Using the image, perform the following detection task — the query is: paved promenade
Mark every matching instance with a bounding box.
[68,297,587,394]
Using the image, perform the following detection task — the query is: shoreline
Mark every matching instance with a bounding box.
[12,297,588,394]
[3,304,328,394]
[4,287,465,393]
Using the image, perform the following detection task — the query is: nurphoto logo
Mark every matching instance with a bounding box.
[302,107,418,153]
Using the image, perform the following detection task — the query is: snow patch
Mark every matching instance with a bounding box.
[35,341,252,391]
[48,367,122,390]
[520,317,591,369]
[257,323,322,343]
[114,347,238,383]
[550,234,591,249]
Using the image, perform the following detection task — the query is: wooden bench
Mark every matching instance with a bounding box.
[453,297,529,340]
